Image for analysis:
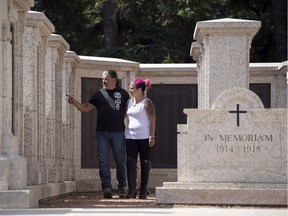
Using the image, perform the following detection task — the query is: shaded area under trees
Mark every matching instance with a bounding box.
[33,0,287,63]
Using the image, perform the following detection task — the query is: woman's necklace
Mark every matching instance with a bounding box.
[133,97,145,107]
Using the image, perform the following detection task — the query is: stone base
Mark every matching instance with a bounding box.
[76,169,177,192]
[0,181,76,209]
[156,182,287,206]
[76,179,102,192]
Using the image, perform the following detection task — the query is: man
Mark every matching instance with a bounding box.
[66,70,130,199]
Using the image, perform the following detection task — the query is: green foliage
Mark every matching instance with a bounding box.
[33,0,286,63]
[33,0,102,55]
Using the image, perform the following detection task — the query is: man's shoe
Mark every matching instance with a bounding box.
[103,188,113,199]
[117,188,126,199]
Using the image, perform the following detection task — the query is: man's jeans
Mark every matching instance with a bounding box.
[96,131,127,190]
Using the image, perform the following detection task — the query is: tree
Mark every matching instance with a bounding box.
[271,0,287,62]
[33,0,287,63]
[33,0,102,55]
[102,0,119,50]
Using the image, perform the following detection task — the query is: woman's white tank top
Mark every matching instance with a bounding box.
[125,98,150,139]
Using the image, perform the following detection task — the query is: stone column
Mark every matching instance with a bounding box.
[61,61,69,180]
[48,34,69,183]
[23,23,40,185]
[45,45,57,183]
[55,52,64,183]
[191,18,261,108]
[25,11,55,184]
[38,39,49,184]
[0,0,33,190]
[73,68,82,181]
[0,3,3,164]
[64,51,80,181]
[0,15,14,191]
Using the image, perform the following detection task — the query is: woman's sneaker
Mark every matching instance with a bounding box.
[139,190,148,199]
[126,192,136,199]
[103,188,113,199]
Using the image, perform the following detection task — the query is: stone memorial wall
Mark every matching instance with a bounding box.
[0,0,287,209]
[156,19,287,206]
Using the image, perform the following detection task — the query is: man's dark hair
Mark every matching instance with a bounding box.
[105,70,120,86]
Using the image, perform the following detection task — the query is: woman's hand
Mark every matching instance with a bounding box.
[149,136,155,147]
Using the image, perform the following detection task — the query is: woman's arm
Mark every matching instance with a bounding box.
[145,98,156,147]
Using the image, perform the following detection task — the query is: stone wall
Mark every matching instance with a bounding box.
[0,0,287,208]
[156,18,287,206]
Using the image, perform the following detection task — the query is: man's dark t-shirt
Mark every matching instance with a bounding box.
[88,86,130,132]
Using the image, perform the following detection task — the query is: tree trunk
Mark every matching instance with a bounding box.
[271,0,287,61]
[103,0,119,50]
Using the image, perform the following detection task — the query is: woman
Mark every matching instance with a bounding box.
[125,78,156,199]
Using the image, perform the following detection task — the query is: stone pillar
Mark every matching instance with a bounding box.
[55,50,64,183]
[45,45,57,183]
[48,34,69,183]
[0,3,10,190]
[0,2,3,164]
[192,18,261,108]
[38,39,49,184]
[61,60,69,180]
[64,51,80,181]
[23,23,40,185]
[73,65,82,181]
[0,0,33,190]
[25,11,55,184]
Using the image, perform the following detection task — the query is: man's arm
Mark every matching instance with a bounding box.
[66,94,95,113]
